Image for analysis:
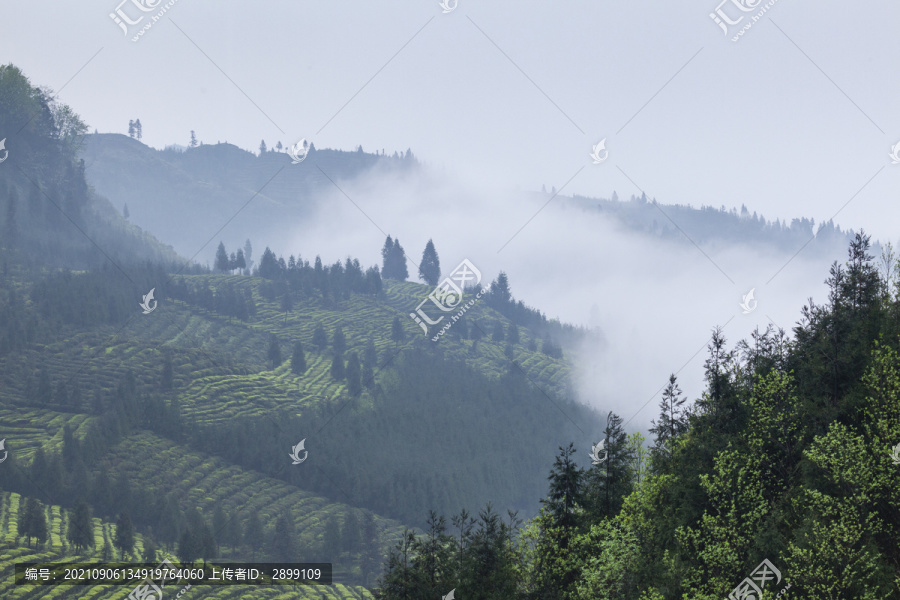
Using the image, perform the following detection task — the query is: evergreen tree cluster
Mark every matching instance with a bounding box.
[373,233,900,599]
[256,247,383,303]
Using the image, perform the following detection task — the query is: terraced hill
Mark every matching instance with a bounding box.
[0,264,597,597]
[0,491,375,600]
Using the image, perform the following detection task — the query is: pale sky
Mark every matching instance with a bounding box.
[2,0,898,241]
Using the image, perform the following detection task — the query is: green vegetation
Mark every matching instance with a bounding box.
[373,234,900,599]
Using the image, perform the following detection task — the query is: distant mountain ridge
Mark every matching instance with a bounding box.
[562,191,856,254]
[81,134,418,261]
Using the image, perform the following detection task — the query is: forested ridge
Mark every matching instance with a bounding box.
[374,233,900,599]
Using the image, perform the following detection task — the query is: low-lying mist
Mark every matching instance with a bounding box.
[261,163,852,436]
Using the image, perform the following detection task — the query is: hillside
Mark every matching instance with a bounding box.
[561,191,856,254]
[81,134,418,260]
[0,63,606,599]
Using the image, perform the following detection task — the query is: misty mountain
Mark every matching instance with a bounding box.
[81,134,419,261]
[561,191,856,254]
[0,65,178,271]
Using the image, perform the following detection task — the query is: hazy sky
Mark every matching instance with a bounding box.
[2,0,899,240]
[3,0,899,430]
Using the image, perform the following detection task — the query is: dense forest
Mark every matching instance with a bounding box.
[374,233,900,599]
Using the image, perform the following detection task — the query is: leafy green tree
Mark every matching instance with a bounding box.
[419,239,441,285]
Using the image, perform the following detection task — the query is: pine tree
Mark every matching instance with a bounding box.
[291,340,307,374]
[492,322,505,342]
[542,443,583,532]
[342,512,360,556]
[381,236,395,278]
[419,239,441,285]
[312,322,328,351]
[235,248,246,272]
[68,501,94,551]
[280,291,293,321]
[189,130,198,147]
[4,188,17,248]
[114,511,135,558]
[391,238,409,281]
[489,272,512,306]
[332,325,347,355]
[649,374,688,457]
[244,513,263,556]
[215,242,229,272]
[330,353,345,380]
[391,316,405,343]
[243,239,253,271]
[270,511,298,562]
[142,537,158,562]
[507,323,520,344]
[128,120,135,138]
[346,352,362,396]
[135,119,142,140]
[161,353,174,390]
[267,334,282,369]
[259,139,267,155]
[212,505,226,555]
[364,338,377,370]
[324,515,341,558]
